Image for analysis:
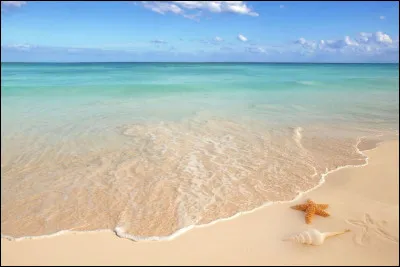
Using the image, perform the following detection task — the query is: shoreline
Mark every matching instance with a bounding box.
[2,139,398,265]
[1,135,378,243]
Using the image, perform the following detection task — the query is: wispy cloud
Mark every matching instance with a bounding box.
[357,31,393,45]
[199,36,225,45]
[237,34,248,42]
[279,5,285,9]
[141,1,183,15]
[379,15,385,20]
[182,11,202,21]
[1,1,26,7]
[293,32,398,56]
[3,44,31,51]
[220,46,233,51]
[151,39,168,44]
[139,1,259,20]
[294,37,317,50]
[246,46,267,54]
[2,31,398,63]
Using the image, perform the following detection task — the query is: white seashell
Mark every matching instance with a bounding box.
[283,228,350,246]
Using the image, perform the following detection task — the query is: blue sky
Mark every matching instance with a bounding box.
[1,1,399,62]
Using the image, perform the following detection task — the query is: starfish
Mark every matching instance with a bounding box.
[346,213,399,245]
[291,199,330,224]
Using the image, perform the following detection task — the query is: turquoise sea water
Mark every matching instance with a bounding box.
[1,63,399,240]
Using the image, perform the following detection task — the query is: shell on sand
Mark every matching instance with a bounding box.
[283,228,350,246]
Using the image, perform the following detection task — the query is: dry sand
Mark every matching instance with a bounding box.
[1,140,398,266]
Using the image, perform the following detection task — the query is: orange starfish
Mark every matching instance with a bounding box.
[291,199,330,224]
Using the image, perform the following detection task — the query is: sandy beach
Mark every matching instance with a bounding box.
[1,140,398,266]
[2,1,398,266]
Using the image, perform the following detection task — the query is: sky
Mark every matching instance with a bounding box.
[1,1,399,62]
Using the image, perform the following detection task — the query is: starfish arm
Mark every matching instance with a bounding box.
[305,206,316,224]
[316,204,329,209]
[374,228,399,243]
[346,219,365,227]
[365,214,374,224]
[360,229,370,245]
[306,199,315,205]
[290,204,308,211]
[315,209,330,217]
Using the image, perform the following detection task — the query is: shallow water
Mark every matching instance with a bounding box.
[1,63,399,240]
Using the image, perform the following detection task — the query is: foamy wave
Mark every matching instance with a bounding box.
[1,133,382,243]
[2,137,372,243]
[297,81,316,85]
[1,118,391,243]
[293,127,304,148]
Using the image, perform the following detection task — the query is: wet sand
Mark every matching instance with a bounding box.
[1,140,398,266]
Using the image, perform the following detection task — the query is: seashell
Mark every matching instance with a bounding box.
[283,228,350,246]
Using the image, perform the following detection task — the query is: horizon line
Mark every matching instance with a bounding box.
[2,61,399,64]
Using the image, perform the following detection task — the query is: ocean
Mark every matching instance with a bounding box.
[1,63,399,241]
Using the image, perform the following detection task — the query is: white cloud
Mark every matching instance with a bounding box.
[5,44,31,51]
[151,39,168,44]
[237,34,247,42]
[199,36,225,45]
[295,37,306,45]
[379,15,385,20]
[295,37,316,49]
[141,1,183,15]
[183,11,202,21]
[343,36,358,46]
[1,1,26,7]
[246,46,267,54]
[220,46,233,51]
[280,5,284,9]
[356,31,392,45]
[374,31,392,44]
[139,1,259,19]
[294,31,398,56]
